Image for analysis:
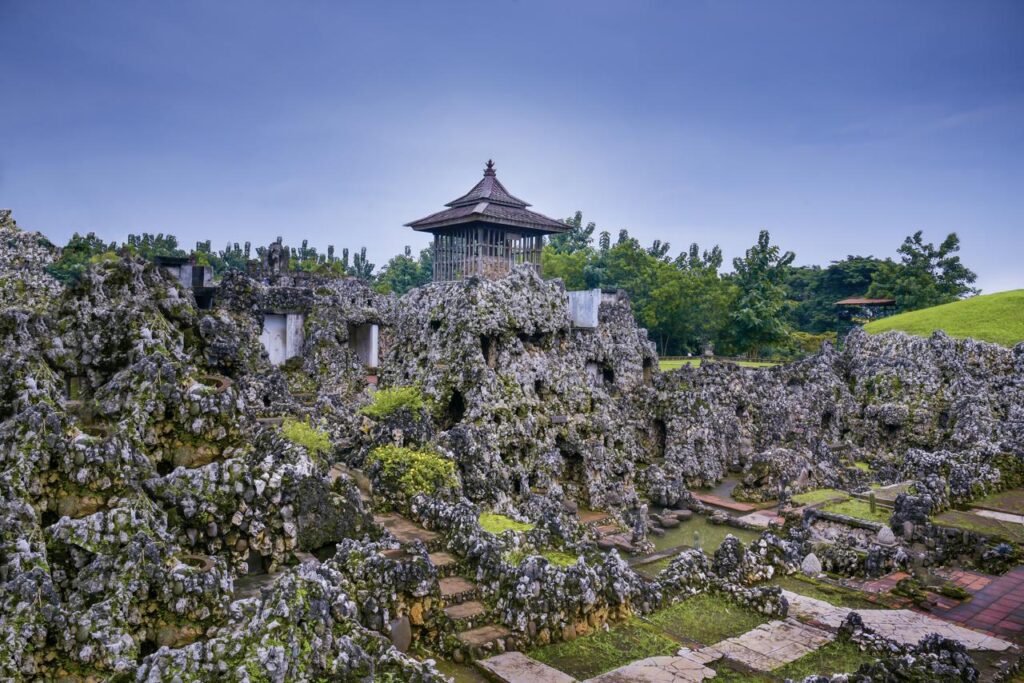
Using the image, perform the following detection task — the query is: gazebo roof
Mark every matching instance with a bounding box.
[406,160,567,234]
[835,297,896,306]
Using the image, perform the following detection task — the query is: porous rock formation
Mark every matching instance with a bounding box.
[1,210,1022,681]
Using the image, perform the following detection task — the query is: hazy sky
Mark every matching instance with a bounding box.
[2,1,1022,291]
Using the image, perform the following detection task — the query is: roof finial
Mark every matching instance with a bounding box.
[484,159,496,176]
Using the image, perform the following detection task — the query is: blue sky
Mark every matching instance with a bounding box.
[2,1,1022,291]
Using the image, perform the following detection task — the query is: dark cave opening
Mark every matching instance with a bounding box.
[652,418,666,459]
[41,510,58,527]
[642,357,654,385]
[480,334,498,368]
[445,390,466,427]
[821,410,834,430]
[156,460,173,476]
[602,366,615,385]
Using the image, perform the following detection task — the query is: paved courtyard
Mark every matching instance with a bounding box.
[934,566,1024,640]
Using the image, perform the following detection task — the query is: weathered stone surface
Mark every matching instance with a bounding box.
[801,552,822,576]
[477,652,578,683]
[585,654,716,682]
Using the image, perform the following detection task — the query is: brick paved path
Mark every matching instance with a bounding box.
[934,566,1024,640]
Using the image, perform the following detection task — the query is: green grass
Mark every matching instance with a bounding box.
[863,289,1024,347]
[774,640,878,679]
[932,509,1024,544]
[647,593,769,646]
[791,488,849,506]
[479,513,535,534]
[659,358,780,371]
[820,498,891,524]
[505,548,579,567]
[708,662,776,682]
[529,619,678,680]
[770,574,878,610]
[974,488,1024,515]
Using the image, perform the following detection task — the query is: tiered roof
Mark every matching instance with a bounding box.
[406,160,567,234]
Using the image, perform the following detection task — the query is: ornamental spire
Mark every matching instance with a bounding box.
[483,159,496,177]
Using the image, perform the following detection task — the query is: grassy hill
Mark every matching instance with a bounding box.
[863,289,1024,347]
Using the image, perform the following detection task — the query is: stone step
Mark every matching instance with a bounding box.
[444,600,488,629]
[457,623,513,655]
[440,576,479,605]
[256,416,285,427]
[476,652,577,683]
[593,524,621,537]
[373,512,441,549]
[428,551,459,577]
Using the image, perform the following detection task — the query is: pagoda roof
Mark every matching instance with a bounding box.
[835,297,896,306]
[406,160,567,234]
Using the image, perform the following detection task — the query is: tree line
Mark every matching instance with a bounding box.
[45,214,977,359]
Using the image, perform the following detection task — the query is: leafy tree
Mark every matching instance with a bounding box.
[867,231,978,311]
[728,230,795,357]
[548,211,595,254]
[785,256,883,333]
[124,233,185,260]
[376,245,432,294]
[347,246,375,280]
[46,232,117,284]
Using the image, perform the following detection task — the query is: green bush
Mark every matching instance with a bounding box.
[360,386,425,419]
[280,418,332,456]
[366,445,457,499]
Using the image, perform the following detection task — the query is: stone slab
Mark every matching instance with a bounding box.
[445,600,487,620]
[692,493,756,512]
[477,652,578,683]
[373,513,438,545]
[714,618,834,671]
[457,623,511,646]
[782,589,1015,651]
[440,576,477,598]
[585,655,716,682]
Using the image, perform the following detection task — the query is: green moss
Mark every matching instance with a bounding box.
[479,513,535,534]
[647,593,769,646]
[505,548,579,566]
[820,498,891,524]
[280,418,332,456]
[708,662,775,682]
[774,639,878,679]
[853,461,872,472]
[529,619,678,679]
[791,488,849,506]
[360,386,425,419]
[367,445,458,499]
[932,509,1024,544]
[770,574,877,609]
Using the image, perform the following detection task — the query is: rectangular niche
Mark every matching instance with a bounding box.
[567,289,600,329]
[260,313,305,366]
[347,323,379,369]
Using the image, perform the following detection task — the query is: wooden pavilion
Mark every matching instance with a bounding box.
[406,160,568,281]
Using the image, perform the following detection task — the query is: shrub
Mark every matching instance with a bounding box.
[366,445,457,499]
[360,386,425,419]
[280,418,332,456]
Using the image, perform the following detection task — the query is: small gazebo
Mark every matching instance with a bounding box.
[406,160,568,281]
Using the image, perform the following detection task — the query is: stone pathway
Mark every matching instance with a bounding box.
[712,618,834,671]
[933,566,1024,640]
[736,510,785,528]
[585,655,716,682]
[691,492,756,513]
[477,652,577,683]
[782,590,1015,651]
[373,512,439,547]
